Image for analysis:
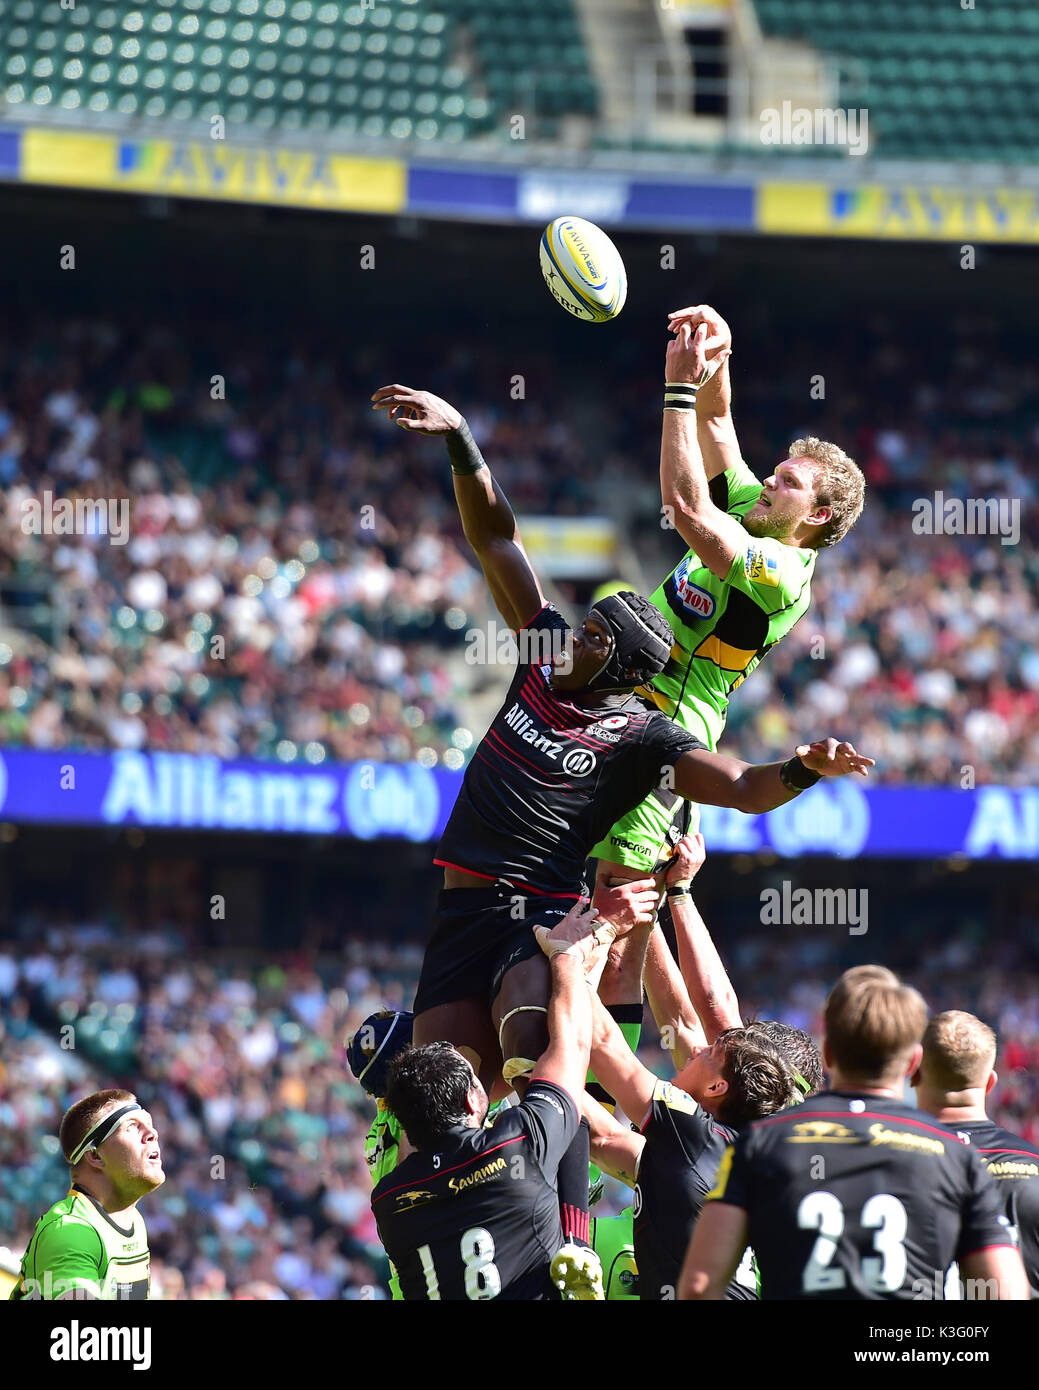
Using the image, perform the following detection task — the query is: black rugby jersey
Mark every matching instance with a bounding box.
[949,1119,1039,1298]
[633,1080,754,1301]
[372,1079,577,1301]
[435,605,705,895]
[708,1091,1014,1299]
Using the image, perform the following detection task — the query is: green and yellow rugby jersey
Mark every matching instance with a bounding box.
[643,459,816,750]
[365,1100,404,1189]
[10,1186,150,1300]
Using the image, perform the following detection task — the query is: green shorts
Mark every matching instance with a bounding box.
[590,1207,639,1301]
[592,792,701,873]
[592,689,717,872]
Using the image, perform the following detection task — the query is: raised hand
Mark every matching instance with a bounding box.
[664,832,707,889]
[665,323,731,389]
[666,303,732,356]
[533,901,610,962]
[592,877,661,933]
[371,384,463,434]
[795,738,876,778]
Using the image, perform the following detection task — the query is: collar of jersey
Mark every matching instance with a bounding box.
[70,1184,136,1239]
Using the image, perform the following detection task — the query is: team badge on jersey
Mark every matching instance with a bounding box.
[396,1190,435,1211]
[597,714,629,731]
[673,555,716,617]
[787,1120,857,1143]
[744,545,780,587]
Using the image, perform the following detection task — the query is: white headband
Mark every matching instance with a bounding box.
[67,1102,141,1166]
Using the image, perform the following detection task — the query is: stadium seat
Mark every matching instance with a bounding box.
[0,0,597,145]
[753,0,1039,160]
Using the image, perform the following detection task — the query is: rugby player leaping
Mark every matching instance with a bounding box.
[592,307,866,1030]
[372,379,873,1110]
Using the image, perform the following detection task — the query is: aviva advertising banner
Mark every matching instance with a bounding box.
[757,181,1039,243]
[20,127,406,213]
[6,124,1039,243]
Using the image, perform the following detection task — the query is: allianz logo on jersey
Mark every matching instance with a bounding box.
[673,556,716,619]
[503,704,598,776]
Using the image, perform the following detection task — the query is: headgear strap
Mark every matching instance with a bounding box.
[355,1012,405,1085]
[586,592,674,693]
[67,1102,141,1167]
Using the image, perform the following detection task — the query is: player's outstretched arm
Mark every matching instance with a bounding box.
[677,1201,748,1300]
[670,738,875,816]
[538,898,660,1124]
[660,324,747,578]
[587,988,661,1129]
[583,1092,645,1189]
[666,304,743,482]
[662,834,742,1043]
[642,926,705,1069]
[371,384,544,631]
[530,902,602,1102]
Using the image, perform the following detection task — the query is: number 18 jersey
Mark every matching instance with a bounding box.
[372,1080,578,1301]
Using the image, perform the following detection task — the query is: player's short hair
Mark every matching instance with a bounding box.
[921,1011,997,1093]
[384,1043,475,1151]
[716,1028,800,1129]
[60,1089,136,1166]
[824,966,927,1082]
[745,1020,823,1097]
[787,436,865,548]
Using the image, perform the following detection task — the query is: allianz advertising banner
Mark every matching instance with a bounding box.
[0,750,1036,859]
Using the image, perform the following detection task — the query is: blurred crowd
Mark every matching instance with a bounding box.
[0,311,1036,778]
[0,922,424,1299]
[1,911,1037,1298]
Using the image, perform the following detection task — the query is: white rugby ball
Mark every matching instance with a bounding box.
[539,216,627,323]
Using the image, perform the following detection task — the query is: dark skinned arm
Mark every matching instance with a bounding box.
[371,384,544,631]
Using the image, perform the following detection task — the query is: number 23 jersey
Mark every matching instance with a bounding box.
[708,1092,1015,1299]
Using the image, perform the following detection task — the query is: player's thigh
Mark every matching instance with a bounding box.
[413,997,501,1095]
[491,951,552,1070]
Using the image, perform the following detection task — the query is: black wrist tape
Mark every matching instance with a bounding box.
[446,418,487,476]
[663,382,698,411]
[780,756,822,792]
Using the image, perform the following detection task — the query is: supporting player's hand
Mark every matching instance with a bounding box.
[795,738,876,778]
[370,384,463,434]
[666,303,732,356]
[592,876,660,934]
[534,901,612,964]
[664,832,706,889]
[665,322,731,388]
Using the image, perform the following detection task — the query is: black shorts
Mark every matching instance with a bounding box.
[413,886,579,1015]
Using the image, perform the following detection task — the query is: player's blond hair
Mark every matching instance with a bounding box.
[824,965,927,1083]
[788,437,865,548]
[921,1010,997,1093]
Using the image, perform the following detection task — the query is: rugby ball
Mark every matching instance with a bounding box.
[539,216,627,323]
